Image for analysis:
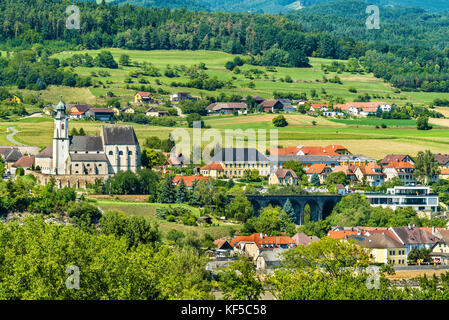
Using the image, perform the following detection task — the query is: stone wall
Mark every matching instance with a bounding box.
[29,171,111,189]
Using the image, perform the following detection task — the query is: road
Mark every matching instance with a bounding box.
[174,106,186,117]
[6,127,23,146]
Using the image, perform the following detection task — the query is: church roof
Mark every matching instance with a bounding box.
[36,146,53,158]
[70,136,104,152]
[70,153,108,162]
[102,126,139,146]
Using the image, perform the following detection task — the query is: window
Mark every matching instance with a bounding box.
[109,151,113,155]
[128,151,132,155]
[119,151,123,155]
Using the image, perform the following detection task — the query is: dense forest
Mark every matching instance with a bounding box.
[1,0,449,92]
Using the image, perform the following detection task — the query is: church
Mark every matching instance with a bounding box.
[34,99,141,188]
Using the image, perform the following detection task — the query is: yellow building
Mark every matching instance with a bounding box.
[134,92,153,104]
[10,95,22,104]
[360,233,407,266]
[209,148,270,178]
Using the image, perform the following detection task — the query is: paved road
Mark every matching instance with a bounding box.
[6,127,23,146]
[24,112,42,118]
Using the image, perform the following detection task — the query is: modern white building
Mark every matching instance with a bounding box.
[365,186,439,212]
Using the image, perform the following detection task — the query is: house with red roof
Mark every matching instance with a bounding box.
[383,161,416,184]
[230,233,296,259]
[332,165,358,184]
[134,92,153,104]
[200,162,224,178]
[172,176,209,188]
[11,155,35,175]
[380,154,414,166]
[334,102,390,117]
[306,163,332,184]
[354,162,385,186]
[85,108,114,121]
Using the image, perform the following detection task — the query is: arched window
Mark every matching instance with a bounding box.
[109,151,113,155]
[119,151,123,155]
[128,151,132,155]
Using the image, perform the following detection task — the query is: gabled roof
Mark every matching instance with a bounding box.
[274,168,297,179]
[292,232,320,246]
[0,148,22,162]
[145,107,157,113]
[333,165,356,176]
[172,176,209,187]
[327,230,361,239]
[102,126,139,146]
[201,162,223,171]
[70,136,103,152]
[434,154,449,166]
[137,92,152,97]
[334,102,388,112]
[385,161,415,169]
[88,108,114,114]
[306,163,330,174]
[36,146,53,158]
[231,233,295,249]
[67,104,92,113]
[380,154,411,165]
[390,227,438,245]
[268,147,300,156]
[259,100,282,108]
[206,102,247,111]
[12,155,34,168]
[211,148,269,163]
[358,162,383,176]
[360,232,405,249]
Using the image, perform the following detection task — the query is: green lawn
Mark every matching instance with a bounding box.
[96,199,241,240]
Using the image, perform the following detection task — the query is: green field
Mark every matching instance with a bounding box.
[37,48,439,107]
[96,199,241,240]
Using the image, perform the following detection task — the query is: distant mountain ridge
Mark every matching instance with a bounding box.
[107,0,449,13]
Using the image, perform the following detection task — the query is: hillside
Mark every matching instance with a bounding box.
[107,0,449,13]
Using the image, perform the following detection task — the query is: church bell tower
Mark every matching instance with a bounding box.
[51,97,69,175]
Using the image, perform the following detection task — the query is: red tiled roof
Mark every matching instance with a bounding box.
[380,154,410,164]
[230,233,295,249]
[333,165,356,176]
[306,163,330,174]
[386,161,415,169]
[334,102,388,112]
[201,162,223,171]
[137,92,152,97]
[441,168,449,175]
[268,146,300,156]
[172,176,209,187]
[12,155,35,168]
[36,146,52,158]
[327,230,361,239]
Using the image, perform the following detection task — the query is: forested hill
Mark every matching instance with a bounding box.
[107,0,449,13]
[3,0,449,93]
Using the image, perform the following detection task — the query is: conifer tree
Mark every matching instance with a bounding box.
[176,178,188,203]
[283,199,296,223]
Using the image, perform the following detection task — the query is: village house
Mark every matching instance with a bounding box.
[230,233,296,260]
[434,153,449,169]
[430,229,449,265]
[200,162,224,178]
[292,232,320,247]
[255,249,283,270]
[268,168,298,186]
[259,99,283,113]
[0,147,22,170]
[380,154,414,166]
[354,162,385,186]
[383,161,416,184]
[172,176,209,189]
[209,148,270,178]
[68,104,92,114]
[334,102,391,117]
[389,226,439,255]
[360,232,407,266]
[365,186,439,212]
[332,165,358,184]
[134,92,153,104]
[439,168,449,180]
[269,145,351,157]
[34,146,53,174]
[145,107,168,117]
[85,108,115,121]
[205,102,248,115]
[169,92,195,104]
[120,107,135,114]
[309,104,328,113]
[11,155,35,175]
[306,164,332,184]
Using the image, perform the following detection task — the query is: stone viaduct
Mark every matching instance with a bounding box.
[231,194,343,225]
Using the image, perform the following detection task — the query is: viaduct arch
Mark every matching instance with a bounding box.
[232,195,342,225]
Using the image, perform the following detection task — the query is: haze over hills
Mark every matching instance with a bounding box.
[106,0,449,13]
